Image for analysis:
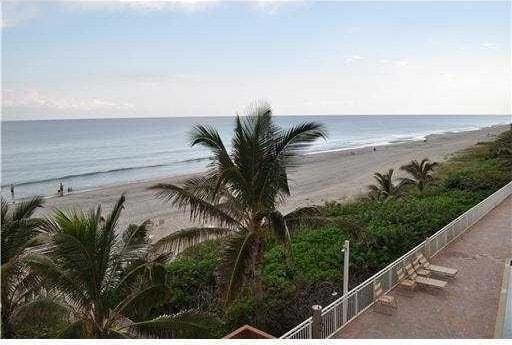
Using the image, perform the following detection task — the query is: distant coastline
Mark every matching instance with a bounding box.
[2,115,508,200]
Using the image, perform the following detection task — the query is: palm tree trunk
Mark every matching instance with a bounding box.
[253,236,265,302]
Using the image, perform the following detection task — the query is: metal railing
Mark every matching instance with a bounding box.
[280,181,512,339]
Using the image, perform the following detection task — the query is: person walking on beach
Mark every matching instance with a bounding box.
[58,182,64,197]
[10,184,15,203]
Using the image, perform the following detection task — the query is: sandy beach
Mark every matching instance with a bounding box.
[35,124,509,240]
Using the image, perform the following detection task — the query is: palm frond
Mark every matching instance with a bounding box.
[104,194,126,233]
[55,320,87,338]
[400,158,438,192]
[152,227,233,257]
[218,230,256,303]
[150,183,241,228]
[119,220,152,262]
[109,284,173,324]
[27,253,92,313]
[124,312,216,339]
[282,206,323,231]
[11,196,44,222]
[12,296,70,326]
[268,210,293,259]
[189,124,235,172]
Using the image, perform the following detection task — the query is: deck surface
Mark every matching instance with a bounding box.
[336,196,512,338]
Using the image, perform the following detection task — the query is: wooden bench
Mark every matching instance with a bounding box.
[416,253,458,278]
[373,281,397,315]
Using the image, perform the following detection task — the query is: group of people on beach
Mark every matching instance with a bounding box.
[9,182,72,203]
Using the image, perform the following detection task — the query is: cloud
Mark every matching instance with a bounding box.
[1,0,220,29]
[343,54,364,63]
[482,42,498,49]
[63,0,220,13]
[2,0,306,29]
[3,88,135,112]
[252,0,306,15]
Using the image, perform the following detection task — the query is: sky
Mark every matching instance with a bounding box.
[1,0,511,120]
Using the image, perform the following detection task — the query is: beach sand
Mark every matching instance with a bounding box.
[36,124,509,240]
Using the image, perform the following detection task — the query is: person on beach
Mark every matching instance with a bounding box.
[10,184,15,203]
[58,182,64,197]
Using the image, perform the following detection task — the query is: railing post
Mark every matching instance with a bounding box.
[425,237,431,258]
[355,290,359,314]
[342,240,350,324]
[311,305,323,339]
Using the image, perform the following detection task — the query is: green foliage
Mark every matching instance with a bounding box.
[264,227,345,285]
[223,295,258,331]
[440,156,510,193]
[1,196,46,338]
[166,241,221,311]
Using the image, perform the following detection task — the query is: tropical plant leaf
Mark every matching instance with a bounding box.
[218,230,256,303]
[152,227,233,257]
[151,183,240,228]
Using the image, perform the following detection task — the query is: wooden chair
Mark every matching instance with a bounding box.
[373,281,397,315]
[396,267,416,296]
[405,263,447,289]
[412,258,431,277]
[416,253,458,278]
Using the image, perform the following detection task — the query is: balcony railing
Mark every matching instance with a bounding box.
[280,181,512,339]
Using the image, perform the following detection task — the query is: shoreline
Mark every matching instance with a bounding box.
[20,123,506,201]
[34,124,509,240]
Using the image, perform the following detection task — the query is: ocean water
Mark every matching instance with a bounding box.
[1,115,509,199]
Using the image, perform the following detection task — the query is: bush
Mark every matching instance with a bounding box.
[165,240,221,312]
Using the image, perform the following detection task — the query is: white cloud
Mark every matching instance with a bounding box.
[343,55,364,63]
[1,0,220,29]
[2,0,307,29]
[482,42,498,49]
[63,0,219,13]
[3,88,135,112]
[252,0,306,15]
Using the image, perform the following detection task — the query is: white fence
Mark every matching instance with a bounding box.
[280,181,512,339]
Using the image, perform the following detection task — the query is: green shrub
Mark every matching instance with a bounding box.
[165,240,221,311]
[440,158,509,193]
[264,227,346,285]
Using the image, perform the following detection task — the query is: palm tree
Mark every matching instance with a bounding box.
[29,195,210,338]
[151,102,327,303]
[367,169,408,201]
[1,196,48,338]
[400,158,438,192]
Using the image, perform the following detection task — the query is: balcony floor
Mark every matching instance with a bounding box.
[335,196,512,338]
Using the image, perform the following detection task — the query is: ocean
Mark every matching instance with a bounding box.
[1,115,509,200]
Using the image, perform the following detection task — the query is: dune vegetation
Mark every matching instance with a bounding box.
[1,111,511,338]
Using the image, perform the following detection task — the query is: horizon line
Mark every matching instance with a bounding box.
[2,113,511,122]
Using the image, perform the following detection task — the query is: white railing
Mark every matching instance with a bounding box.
[280,181,512,339]
[280,318,312,339]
